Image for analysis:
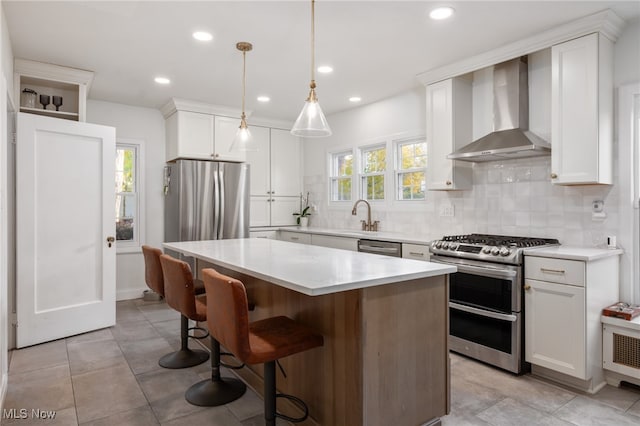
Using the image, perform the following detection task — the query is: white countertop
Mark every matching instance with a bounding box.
[163,239,455,296]
[523,246,623,261]
[258,226,435,246]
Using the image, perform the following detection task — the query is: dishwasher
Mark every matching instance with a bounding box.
[357,239,402,257]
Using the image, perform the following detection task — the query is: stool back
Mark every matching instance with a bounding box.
[159,254,200,319]
[142,245,165,297]
[202,268,251,362]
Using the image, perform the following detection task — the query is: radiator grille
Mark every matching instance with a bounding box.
[613,333,640,369]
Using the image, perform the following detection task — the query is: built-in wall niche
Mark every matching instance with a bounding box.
[14,59,93,122]
[19,76,80,120]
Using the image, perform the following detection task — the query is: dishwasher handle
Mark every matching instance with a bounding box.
[357,240,402,257]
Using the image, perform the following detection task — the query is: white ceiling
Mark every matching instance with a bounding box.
[4,1,640,123]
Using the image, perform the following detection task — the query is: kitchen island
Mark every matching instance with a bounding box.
[163,239,455,426]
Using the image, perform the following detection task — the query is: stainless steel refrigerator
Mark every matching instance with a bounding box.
[164,159,249,268]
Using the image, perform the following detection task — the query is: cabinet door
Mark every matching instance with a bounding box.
[213,115,246,162]
[551,33,612,185]
[246,126,272,196]
[270,197,299,226]
[271,129,302,196]
[176,111,215,159]
[426,79,471,190]
[525,278,586,379]
[250,197,271,227]
[279,230,311,244]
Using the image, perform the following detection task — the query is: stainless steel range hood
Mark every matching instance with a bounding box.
[447,57,551,162]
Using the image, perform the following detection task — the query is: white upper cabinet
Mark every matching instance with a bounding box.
[245,127,302,227]
[551,33,613,185]
[162,99,244,162]
[426,77,472,190]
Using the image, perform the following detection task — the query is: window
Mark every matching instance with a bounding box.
[115,140,144,252]
[330,150,353,201]
[360,145,386,200]
[396,138,426,200]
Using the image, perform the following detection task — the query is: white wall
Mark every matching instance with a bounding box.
[303,22,640,299]
[86,100,165,301]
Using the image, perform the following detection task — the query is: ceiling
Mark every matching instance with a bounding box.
[4,1,640,123]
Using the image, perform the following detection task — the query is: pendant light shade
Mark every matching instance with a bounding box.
[230,42,258,152]
[291,0,331,137]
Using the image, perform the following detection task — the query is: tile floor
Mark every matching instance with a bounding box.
[2,299,640,426]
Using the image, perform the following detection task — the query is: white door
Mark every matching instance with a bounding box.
[16,113,116,348]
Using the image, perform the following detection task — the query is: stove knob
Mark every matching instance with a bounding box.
[482,246,492,254]
[435,241,443,249]
[442,242,450,249]
[490,246,500,256]
[499,247,511,256]
[449,242,459,250]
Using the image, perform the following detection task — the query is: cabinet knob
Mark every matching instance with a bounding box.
[446,181,452,186]
[524,284,531,291]
[550,173,557,179]
[212,153,220,158]
[106,236,115,248]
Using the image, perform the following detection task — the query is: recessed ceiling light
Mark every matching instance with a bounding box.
[349,96,362,103]
[192,31,213,41]
[317,66,333,74]
[154,76,171,85]
[257,96,270,103]
[429,7,454,20]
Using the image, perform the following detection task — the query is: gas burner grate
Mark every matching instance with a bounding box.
[441,234,559,248]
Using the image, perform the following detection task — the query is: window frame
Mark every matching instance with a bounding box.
[328,149,355,203]
[394,137,427,202]
[115,138,145,253]
[359,143,387,202]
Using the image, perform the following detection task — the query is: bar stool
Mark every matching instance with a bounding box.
[142,248,208,368]
[201,268,324,425]
[161,255,247,406]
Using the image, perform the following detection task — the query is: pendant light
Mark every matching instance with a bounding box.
[291,0,332,137]
[230,42,258,152]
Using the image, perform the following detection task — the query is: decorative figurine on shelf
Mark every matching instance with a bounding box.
[293,192,311,227]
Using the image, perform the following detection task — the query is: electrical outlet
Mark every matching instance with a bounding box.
[439,204,455,217]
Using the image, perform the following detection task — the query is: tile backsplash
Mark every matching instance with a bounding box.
[304,157,619,247]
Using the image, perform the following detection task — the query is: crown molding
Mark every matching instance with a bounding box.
[14,58,94,91]
[160,98,249,119]
[416,9,626,86]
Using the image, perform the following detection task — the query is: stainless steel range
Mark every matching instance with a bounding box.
[429,234,559,374]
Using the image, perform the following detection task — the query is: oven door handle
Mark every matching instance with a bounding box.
[450,302,518,322]
[431,258,517,281]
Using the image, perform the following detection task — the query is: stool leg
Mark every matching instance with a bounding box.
[159,315,209,369]
[185,336,247,406]
[264,361,276,426]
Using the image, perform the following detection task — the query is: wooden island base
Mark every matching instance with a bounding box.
[196,260,450,426]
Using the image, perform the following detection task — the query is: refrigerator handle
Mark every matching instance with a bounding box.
[213,164,221,240]
[218,165,225,239]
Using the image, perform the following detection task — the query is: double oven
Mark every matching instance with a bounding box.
[429,234,558,374]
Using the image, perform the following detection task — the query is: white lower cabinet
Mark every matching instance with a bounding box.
[402,243,430,261]
[311,235,357,251]
[525,278,586,378]
[249,230,277,240]
[524,252,619,393]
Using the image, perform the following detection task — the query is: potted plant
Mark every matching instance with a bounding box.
[293,192,311,227]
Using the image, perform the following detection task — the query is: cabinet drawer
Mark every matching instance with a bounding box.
[525,257,585,286]
[278,231,311,245]
[402,243,430,261]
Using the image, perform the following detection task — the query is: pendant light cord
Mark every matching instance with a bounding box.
[310,0,316,89]
[242,49,247,118]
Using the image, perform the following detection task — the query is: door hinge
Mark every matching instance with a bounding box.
[11,312,18,326]
[12,132,17,144]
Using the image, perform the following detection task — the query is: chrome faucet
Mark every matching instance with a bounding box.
[351,199,379,231]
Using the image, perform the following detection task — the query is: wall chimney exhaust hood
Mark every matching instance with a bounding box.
[447,57,551,162]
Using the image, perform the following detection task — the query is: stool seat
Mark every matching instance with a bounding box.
[246,316,324,365]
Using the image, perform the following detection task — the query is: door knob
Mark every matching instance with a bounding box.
[107,236,115,248]
[524,284,531,290]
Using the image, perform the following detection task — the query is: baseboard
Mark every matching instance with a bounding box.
[116,287,146,301]
[531,364,606,394]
